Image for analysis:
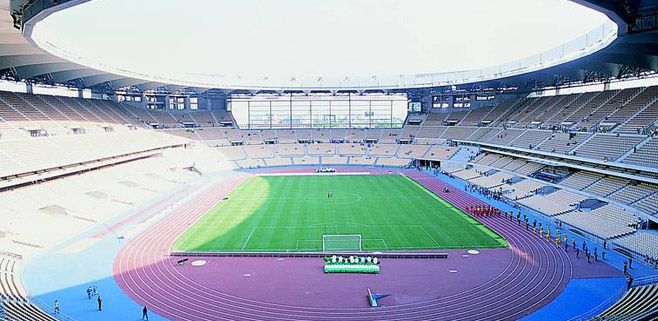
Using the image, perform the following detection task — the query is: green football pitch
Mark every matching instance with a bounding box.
[173,175,507,252]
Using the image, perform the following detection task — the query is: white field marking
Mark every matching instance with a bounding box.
[224,194,421,201]
[255,172,371,176]
[295,239,322,251]
[362,238,387,249]
[241,227,257,250]
[418,225,442,248]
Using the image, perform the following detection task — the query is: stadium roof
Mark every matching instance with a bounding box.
[2,0,658,92]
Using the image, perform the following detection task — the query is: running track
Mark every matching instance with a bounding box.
[114,169,580,321]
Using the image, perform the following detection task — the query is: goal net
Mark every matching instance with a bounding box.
[322,234,362,252]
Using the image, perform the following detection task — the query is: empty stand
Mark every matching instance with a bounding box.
[573,134,644,161]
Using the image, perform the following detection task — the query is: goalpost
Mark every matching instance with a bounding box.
[322,234,362,252]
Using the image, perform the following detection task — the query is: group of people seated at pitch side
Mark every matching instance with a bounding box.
[324,255,380,265]
[315,167,336,173]
[465,205,502,217]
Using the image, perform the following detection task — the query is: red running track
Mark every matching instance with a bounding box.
[114,170,575,321]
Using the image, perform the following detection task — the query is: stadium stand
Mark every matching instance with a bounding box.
[623,137,658,167]
[535,132,592,154]
[573,134,645,161]
[578,87,643,130]
[616,232,658,260]
[557,205,639,239]
[585,176,631,198]
[594,283,658,321]
[561,171,604,190]
[517,189,585,216]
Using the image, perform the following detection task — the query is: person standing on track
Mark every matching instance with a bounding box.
[142,306,149,320]
[97,295,102,311]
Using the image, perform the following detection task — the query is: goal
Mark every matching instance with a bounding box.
[322,234,362,252]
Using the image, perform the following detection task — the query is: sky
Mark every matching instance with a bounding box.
[31,0,612,85]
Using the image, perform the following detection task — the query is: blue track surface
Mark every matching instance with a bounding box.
[21,176,220,321]
[520,277,626,321]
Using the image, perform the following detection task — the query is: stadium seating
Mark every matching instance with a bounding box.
[517,189,584,216]
[573,134,645,161]
[584,176,630,198]
[558,205,638,239]
[609,183,657,205]
[634,193,658,216]
[560,171,603,190]
[623,137,658,167]
[578,87,642,129]
[469,171,514,189]
[544,92,598,126]
[606,86,658,132]
[499,178,540,199]
[594,283,658,321]
[535,132,591,154]
[508,130,552,149]
[616,232,658,260]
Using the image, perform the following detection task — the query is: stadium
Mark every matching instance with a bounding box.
[0,0,658,320]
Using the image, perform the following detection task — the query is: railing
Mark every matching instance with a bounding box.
[30,295,78,321]
[632,275,658,287]
[0,298,6,320]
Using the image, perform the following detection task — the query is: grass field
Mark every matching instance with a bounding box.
[173,174,507,252]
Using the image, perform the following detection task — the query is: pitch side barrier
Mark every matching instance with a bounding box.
[170,251,448,259]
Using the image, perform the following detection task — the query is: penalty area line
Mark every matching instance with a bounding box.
[241,227,256,250]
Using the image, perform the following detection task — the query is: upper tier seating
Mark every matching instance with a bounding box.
[508,130,552,149]
[573,134,644,161]
[0,129,186,179]
[544,92,599,126]
[578,87,642,129]
[605,86,658,128]
[565,90,618,126]
[535,132,591,154]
